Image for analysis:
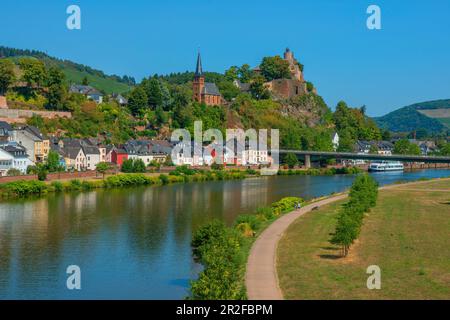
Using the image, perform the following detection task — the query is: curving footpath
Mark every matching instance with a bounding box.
[245,178,450,300]
[245,193,348,300]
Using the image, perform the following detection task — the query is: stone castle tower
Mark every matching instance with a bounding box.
[283,48,304,82]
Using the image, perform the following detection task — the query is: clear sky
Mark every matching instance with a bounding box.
[1,0,449,116]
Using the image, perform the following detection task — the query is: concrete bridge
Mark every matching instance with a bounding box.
[278,150,450,168]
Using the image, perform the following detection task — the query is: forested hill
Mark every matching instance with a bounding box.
[0,46,134,94]
[374,99,450,134]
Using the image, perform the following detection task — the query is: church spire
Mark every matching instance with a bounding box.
[195,51,203,77]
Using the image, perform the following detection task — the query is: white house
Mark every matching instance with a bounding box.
[82,145,101,171]
[0,143,34,175]
[0,147,13,176]
[62,146,87,171]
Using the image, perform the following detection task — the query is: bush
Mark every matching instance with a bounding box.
[159,174,169,185]
[271,197,303,215]
[1,180,47,198]
[235,214,261,231]
[50,181,64,192]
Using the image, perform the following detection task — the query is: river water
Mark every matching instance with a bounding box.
[0,169,449,299]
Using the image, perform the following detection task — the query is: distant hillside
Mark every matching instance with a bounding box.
[0,46,133,94]
[374,99,450,134]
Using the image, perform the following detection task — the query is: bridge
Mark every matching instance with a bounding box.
[278,150,450,168]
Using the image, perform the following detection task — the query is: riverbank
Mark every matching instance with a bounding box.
[0,166,366,201]
[189,196,306,299]
[276,178,450,299]
[0,170,250,200]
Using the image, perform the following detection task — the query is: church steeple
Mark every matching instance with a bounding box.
[195,52,203,77]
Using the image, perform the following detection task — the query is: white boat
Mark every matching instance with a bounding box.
[368,161,404,172]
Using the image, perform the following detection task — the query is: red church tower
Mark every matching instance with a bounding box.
[192,52,222,106]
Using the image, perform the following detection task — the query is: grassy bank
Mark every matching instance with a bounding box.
[189,197,305,299]
[277,178,450,299]
[0,166,363,201]
[0,169,249,200]
[277,167,362,176]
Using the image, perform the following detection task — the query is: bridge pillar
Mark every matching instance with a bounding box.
[304,154,311,169]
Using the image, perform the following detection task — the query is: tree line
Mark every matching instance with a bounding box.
[330,174,379,257]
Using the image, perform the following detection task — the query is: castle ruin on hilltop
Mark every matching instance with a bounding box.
[262,48,314,100]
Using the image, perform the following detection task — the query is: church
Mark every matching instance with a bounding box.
[192,53,223,106]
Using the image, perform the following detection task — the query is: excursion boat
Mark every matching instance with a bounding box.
[368,161,404,172]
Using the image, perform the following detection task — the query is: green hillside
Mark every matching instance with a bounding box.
[374,99,450,133]
[0,46,133,94]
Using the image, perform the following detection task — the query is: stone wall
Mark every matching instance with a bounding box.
[0,108,72,120]
[0,96,7,109]
[266,79,307,99]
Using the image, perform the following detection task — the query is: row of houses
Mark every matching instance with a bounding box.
[354,139,438,156]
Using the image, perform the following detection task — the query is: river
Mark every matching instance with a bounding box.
[0,169,449,299]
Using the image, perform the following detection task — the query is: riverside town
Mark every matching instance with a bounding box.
[0,0,449,312]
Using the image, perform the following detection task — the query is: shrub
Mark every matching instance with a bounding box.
[159,174,169,185]
[235,214,261,231]
[50,181,64,192]
[271,197,303,215]
[1,180,47,197]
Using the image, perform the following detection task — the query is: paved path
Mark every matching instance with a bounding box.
[245,193,348,300]
[245,177,450,300]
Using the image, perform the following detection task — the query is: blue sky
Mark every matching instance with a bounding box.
[1,0,449,116]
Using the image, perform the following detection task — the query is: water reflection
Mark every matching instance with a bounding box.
[0,169,449,299]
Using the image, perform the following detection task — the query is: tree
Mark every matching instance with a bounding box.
[393,139,421,155]
[46,150,61,172]
[238,64,253,83]
[36,163,48,181]
[283,152,298,169]
[46,67,67,110]
[0,59,16,94]
[144,78,163,109]
[128,86,148,116]
[121,159,134,172]
[155,106,168,126]
[369,144,379,154]
[440,143,450,156]
[224,66,239,81]
[19,58,47,87]
[259,56,291,81]
[82,76,89,85]
[381,129,391,141]
[96,162,111,178]
[250,75,270,100]
[132,159,146,173]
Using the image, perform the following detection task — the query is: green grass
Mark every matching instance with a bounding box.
[277,179,450,299]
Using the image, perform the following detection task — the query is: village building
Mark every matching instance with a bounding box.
[12,125,50,162]
[192,53,223,106]
[111,147,128,166]
[0,121,12,143]
[0,142,34,174]
[69,84,104,104]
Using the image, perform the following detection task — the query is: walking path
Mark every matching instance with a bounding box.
[245,178,450,300]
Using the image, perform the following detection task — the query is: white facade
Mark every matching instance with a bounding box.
[0,148,13,176]
[85,152,101,171]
